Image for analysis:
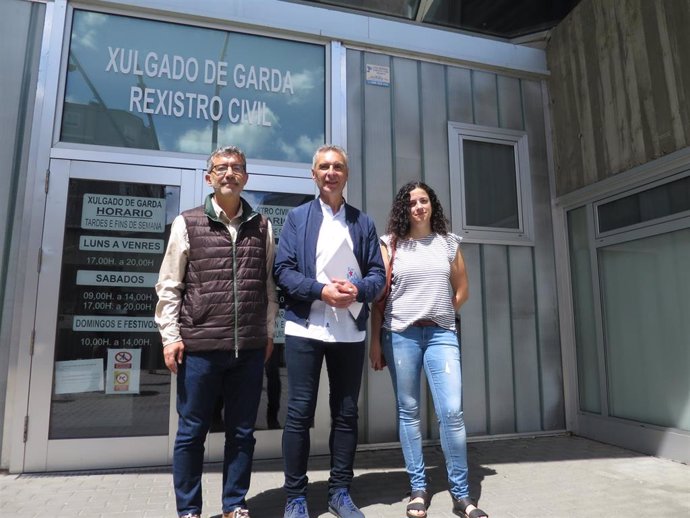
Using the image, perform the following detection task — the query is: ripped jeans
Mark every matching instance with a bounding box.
[382,326,469,499]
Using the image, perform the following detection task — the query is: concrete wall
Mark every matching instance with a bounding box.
[547,0,690,196]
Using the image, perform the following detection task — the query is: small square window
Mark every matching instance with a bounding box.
[448,122,533,245]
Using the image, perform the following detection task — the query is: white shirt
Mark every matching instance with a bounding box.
[284,198,365,343]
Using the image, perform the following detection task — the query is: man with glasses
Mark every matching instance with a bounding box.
[156,145,278,518]
[274,144,385,518]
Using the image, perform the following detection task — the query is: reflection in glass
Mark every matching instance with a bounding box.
[567,207,601,413]
[49,179,179,439]
[208,191,314,432]
[599,228,690,431]
[597,175,690,233]
[463,139,519,229]
[61,10,325,162]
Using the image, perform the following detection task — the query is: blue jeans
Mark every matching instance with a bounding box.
[282,336,365,499]
[173,348,264,516]
[382,326,469,499]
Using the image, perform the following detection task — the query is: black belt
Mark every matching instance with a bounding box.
[411,319,436,327]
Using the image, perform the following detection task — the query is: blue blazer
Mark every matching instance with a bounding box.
[274,198,385,331]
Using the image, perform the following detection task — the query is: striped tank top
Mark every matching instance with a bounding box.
[381,232,461,332]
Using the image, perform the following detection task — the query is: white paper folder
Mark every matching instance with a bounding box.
[323,239,364,319]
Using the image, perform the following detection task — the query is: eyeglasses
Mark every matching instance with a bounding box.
[211,163,246,176]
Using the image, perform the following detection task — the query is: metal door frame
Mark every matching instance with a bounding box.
[23,158,197,471]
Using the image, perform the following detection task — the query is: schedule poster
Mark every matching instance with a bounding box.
[52,179,179,393]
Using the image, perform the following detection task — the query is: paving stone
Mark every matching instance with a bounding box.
[1,436,689,517]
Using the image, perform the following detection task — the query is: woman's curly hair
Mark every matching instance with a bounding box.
[386,181,449,239]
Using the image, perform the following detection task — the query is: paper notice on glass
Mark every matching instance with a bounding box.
[54,359,104,394]
[323,240,363,319]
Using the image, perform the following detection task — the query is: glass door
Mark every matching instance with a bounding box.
[23,159,327,471]
[203,174,329,461]
[24,159,198,471]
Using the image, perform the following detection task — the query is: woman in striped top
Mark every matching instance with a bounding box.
[370,181,488,518]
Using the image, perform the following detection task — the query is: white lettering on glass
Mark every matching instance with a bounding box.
[106,47,199,82]
[110,47,296,127]
[233,64,294,93]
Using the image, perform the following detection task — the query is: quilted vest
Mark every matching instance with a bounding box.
[178,198,268,353]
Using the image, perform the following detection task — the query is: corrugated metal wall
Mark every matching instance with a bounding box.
[344,50,564,442]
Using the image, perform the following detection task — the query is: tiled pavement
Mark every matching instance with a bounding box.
[1,435,689,517]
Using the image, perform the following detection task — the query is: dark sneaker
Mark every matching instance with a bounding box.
[179,514,200,518]
[327,489,364,518]
[223,508,250,518]
[284,497,310,518]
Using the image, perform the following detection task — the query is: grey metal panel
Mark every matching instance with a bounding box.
[420,62,451,213]
[392,57,422,189]
[6,0,64,473]
[366,357,399,443]
[0,0,45,461]
[523,79,565,429]
[446,67,473,124]
[346,50,398,443]
[508,246,542,432]
[497,75,524,130]
[364,15,548,75]
[482,244,516,434]
[344,51,562,443]
[0,0,35,271]
[472,70,499,127]
[93,0,549,75]
[522,80,549,183]
[346,49,364,210]
[362,52,394,233]
[459,242,487,435]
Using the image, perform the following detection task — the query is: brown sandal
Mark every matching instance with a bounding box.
[406,489,430,518]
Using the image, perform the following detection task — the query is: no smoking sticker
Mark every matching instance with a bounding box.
[106,349,141,394]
